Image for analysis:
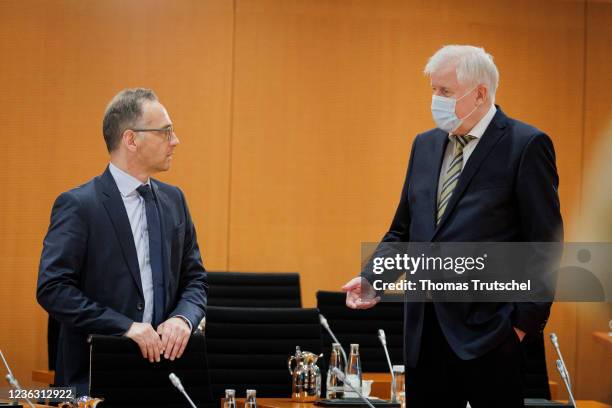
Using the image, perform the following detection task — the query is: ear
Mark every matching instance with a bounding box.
[122,129,138,152]
[477,85,488,105]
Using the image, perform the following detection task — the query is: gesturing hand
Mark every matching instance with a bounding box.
[157,317,191,361]
[342,277,381,309]
[125,322,163,363]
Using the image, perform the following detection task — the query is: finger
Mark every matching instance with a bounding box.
[169,334,182,361]
[146,338,155,363]
[346,291,363,308]
[176,332,190,359]
[159,324,171,354]
[137,338,148,359]
[151,328,163,362]
[341,278,361,291]
[165,328,179,360]
[346,296,359,309]
[169,330,182,360]
[355,297,378,309]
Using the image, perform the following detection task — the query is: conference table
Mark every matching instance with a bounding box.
[234,398,612,408]
[25,370,612,408]
[2,397,610,408]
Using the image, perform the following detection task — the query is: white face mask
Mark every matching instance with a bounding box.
[431,87,478,133]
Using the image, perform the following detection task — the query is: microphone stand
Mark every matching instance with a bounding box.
[377,329,396,403]
[332,367,376,408]
[0,349,35,408]
[320,314,348,366]
[169,372,198,408]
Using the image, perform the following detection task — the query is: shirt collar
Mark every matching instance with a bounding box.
[449,104,497,141]
[108,162,150,198]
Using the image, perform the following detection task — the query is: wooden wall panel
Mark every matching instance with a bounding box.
[228,0,589,399]
[229,0,583,302]
[0,0,233,386]
[1,0,610,400]
[573,0,612,403]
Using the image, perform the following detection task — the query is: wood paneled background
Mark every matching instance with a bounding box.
[0,0,610,402]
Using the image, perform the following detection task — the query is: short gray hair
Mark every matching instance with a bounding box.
[102,88,158,152]
[424,45,499,100]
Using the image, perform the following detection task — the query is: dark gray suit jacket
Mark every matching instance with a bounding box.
[37,167,208,393]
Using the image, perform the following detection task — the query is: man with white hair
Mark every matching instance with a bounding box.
[343,45,563,407]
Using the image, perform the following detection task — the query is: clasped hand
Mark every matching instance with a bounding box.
[124,317,191,363]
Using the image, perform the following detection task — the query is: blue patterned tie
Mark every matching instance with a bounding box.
[137,184,165,327]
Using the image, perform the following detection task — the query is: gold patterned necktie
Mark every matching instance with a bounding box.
[436,134,475,225]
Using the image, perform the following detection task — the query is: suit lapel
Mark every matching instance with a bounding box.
[99,167,144,299]
[432,108,509,238]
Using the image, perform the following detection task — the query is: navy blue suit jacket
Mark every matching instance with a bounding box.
[37,167,208,393]
[375,107,563,367]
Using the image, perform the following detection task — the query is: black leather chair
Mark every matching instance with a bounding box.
[89,333,213,408]
[207,271,302,307]
[205,306,322,399]
[316,291,404,372]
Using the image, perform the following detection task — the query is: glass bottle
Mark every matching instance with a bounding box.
[326,343,345,399]
[244,389,257,408]
[392,365,405,408]
[344,343,362,398]
[224,389,236,408]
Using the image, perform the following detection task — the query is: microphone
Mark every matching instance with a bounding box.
[555,360,576,408]
[377,329,396,403]
[332,367,376,408]
[0,349,35,408]
[320,314,348,366]
[169,372,198,408]
[549,333,571,389]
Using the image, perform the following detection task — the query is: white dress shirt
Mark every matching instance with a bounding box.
[437,104,497,202]
[108,162,155,324]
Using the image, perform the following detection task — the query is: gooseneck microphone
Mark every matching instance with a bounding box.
[549,333,576,408]
[169,372,198,408]
[320,314,348,365]
[549,333,571,389]
[555,360,577,408]
[332,367,376,408]
[377,329,396,402]
[0,349,35,408]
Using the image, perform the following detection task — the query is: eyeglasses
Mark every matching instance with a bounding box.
[131,125,175,142]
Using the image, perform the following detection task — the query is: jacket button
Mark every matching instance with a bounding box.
[137,302,144,311]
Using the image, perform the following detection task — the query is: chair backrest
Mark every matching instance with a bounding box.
[316,291,404,372]
[521,333,552,399]
[89,333,213,408]
[205,306,322,398]
[207,271,302,307]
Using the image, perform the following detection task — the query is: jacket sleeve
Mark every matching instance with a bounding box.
[512,132,564,335]
[37,191,133,335]
[168,188,208,331]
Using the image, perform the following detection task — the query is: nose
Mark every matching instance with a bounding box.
[171,132,180,146]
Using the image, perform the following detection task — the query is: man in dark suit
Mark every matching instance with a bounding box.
[37,88,208,395]
[343,45,563,407]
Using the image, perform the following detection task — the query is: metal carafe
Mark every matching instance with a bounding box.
[287,346,322,402]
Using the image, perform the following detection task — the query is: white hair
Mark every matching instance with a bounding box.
[424,45,499,101]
